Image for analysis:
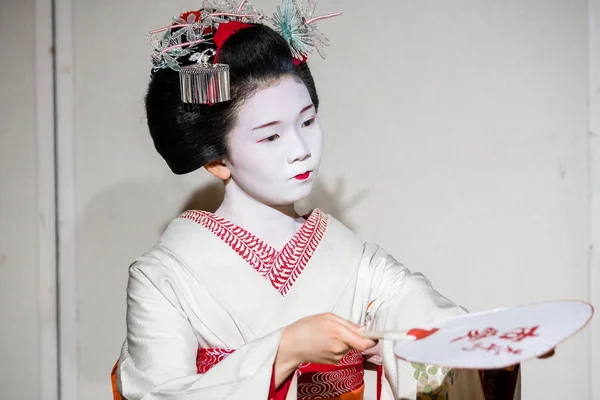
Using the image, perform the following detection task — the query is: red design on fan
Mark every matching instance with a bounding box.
[196,348,364,400]
[506,346,523,355]
[407,328,439,340]
[450,327,498,343]
[462,342,505,356]
[499,326,539,342]
[461,342,524,357]
[451,325,540,356]
[180,209,328,296]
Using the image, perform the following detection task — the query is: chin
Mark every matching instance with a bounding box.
[268,183,315,206]
[291,181,315,201]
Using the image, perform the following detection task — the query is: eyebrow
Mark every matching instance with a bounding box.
[250,104,315,131]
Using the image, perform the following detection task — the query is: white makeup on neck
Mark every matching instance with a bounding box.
[214,75,323,249]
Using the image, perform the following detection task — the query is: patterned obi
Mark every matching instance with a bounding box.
[197,348,366,400]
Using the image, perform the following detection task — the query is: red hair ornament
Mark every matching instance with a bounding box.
[213,21,305,65]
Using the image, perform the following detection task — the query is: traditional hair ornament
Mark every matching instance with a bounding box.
[180,49,231,105]
[146,0,340,104]
[270,0,340,61]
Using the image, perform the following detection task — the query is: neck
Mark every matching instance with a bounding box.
[215,180,304,250]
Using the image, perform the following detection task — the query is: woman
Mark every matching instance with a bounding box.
[114,2,520,399]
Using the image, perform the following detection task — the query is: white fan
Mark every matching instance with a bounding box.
[363,300,593,370]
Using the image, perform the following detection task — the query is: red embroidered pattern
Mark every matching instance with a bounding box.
[196,348,364,400]
[196,348,235,374]
[180,209,328,296]
[296,350,364,399]
[297,349,363,372]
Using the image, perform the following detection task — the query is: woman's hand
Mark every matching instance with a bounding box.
[274,313,377,387]
[537,348,555,359]
[503,347,556,372]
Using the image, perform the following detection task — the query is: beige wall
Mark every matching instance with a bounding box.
[1,0,594,399]
[588,1,600,397]
[1,1,41,399]
[1,1,56,398]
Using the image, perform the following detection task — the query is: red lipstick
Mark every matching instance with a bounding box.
[294,171,311,180]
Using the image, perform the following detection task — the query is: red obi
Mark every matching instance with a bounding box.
[197,348,367,400]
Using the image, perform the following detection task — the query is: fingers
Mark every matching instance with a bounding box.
[336,322,378,352]
[537,348,555,359]
[325,313,360,330]
[323,313,377,351]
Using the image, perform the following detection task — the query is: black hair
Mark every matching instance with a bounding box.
[145,23,319,175]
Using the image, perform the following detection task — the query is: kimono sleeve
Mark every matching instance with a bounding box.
[116,260,283,400]
[357,242,487,400]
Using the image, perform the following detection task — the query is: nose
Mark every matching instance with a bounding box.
[286,130,311,164]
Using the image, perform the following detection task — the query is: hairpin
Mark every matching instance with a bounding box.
[147,0,341,104]
[180,49,231,105]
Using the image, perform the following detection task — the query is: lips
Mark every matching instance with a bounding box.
[294,171,311,180]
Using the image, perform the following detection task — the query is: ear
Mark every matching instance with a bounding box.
[205,160,231,181]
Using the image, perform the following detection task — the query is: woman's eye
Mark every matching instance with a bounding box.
[259,134,280,143]
[302,118,316,128]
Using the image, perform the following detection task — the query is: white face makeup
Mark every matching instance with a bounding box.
[225,76,323,206]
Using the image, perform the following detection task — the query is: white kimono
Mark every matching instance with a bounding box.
[116,209,518,400]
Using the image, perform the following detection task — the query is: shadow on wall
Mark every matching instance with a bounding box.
[180,181,224,213]
[76,174,367,399]
[76,175,210,398]
[302,176,369,232]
